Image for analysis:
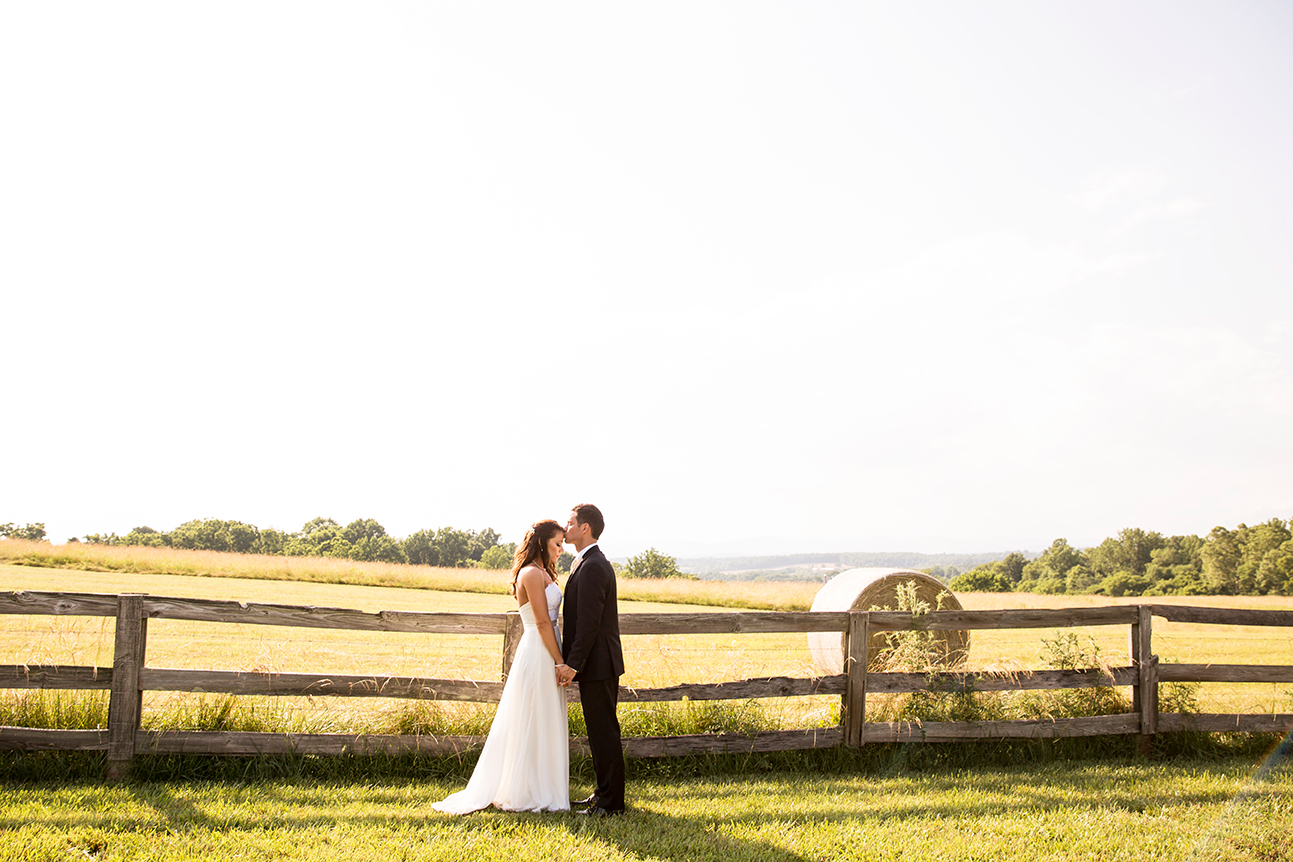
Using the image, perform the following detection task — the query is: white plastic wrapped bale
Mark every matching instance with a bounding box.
[807,568,969,674]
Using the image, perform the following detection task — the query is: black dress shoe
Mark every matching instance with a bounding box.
[579,805,623,817]
[572,794,597,807]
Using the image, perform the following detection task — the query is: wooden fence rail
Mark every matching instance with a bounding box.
[2,591,1292,779]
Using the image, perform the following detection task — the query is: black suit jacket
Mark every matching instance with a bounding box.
[561,544,624,681]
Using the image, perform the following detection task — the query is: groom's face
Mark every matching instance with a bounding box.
[564,512,586,546]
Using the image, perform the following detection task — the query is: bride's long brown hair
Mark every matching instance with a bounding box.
[510,519,564,597]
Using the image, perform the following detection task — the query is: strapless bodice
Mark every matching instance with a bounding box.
[520,581,561,628]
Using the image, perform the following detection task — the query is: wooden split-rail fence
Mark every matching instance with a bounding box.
[2,591,1292,779]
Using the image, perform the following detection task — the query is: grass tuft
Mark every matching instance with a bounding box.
[0,690,109,729]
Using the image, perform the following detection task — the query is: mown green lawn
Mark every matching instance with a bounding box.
[2,755,1290,861]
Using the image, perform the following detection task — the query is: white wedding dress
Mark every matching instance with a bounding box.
[431,581,569,813]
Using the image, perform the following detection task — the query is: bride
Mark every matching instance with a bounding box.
[431,519,572,814]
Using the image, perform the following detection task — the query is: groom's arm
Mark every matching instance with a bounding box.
[564,559,612,674]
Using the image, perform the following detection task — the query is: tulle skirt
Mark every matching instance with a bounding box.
[431,607,569,814]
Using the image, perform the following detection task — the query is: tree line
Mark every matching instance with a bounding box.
[946,519,1293,597]
[21,515,1288,595]
[72,518,513,569]
[3,517,698,580]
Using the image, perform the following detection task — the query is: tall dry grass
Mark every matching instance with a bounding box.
[0,539,819,610]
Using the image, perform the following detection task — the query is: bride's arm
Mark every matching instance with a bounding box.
[517,566,565,666]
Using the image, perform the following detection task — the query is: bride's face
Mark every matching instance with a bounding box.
[546,533,565,570]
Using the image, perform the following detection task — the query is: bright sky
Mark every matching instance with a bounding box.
[3,2,1291,558]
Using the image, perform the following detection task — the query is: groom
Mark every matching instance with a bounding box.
[557,503,625,816]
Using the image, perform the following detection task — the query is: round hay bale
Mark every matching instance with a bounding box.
[807,568,969,674]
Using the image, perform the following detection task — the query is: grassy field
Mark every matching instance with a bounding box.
[0,540,821,610]
[1,755,1290,861]
[3,552,1293,860]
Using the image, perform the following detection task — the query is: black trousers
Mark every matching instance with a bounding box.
[578,676,625,810]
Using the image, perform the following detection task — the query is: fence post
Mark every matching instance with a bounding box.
[501,612,524,681]
[106,594,147,780]
[1135,605,1158,748]
[844,611,869,747]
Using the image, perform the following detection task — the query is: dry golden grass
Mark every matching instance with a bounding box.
[0,540,818,610]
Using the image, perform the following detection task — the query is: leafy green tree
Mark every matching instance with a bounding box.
[402,527,472,567]
[1033,573,1068,594]
[1088,528,1163,581]
[1064,565,1100,594]
[1097,571,1151,597]
[0,522,47,541]
[478,543,516,570]
[1246,519,1291,560]
[1039,538,1085,577]
[253,529,288,556]
[1241,519,1292,594]
[467,528,502,562]
[122,526,168,548]
[435,527,472,567]
[1142,565,1207,596]
[1201,525,1243,594]
[283,517,345,557]
[949,565,1011,592]
[623,548,691,579]
[349,534,407,564]
[301,517,341,537]
[557,551,574,573]
[997,552,1028,586]
[1256,541,1293,595]
[1143,536,1204,594]
[341,518,388,545]
[169,519,259,553]
[402,529,438,566]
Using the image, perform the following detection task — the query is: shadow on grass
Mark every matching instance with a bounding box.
[2,735,1288,862]
[5,755,1287,836]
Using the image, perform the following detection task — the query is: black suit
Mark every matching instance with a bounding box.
[561,544,625,811]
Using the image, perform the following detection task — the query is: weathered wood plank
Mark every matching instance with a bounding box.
[865,667,1139,694]
[860,714,1142,742]
[620,728,844,757]
[0,591,120,617]
[139,668,506,702]
[137,730,488,757]
[1135,606,1155,737]
[138,668,841,704]
[0,727,111,751]
[619,676,847,703]
[1157,713,1293,734]
[844,612,868,746]
[9,593,1293,637]
[1158,664,1293,684]
[134,728,846,758]
[107,595,146,778]
[620,612,851,634]
[140,596,511,634]
[0,665,113,690]
[1147,605,1293,627]
[865,606,1140,631]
